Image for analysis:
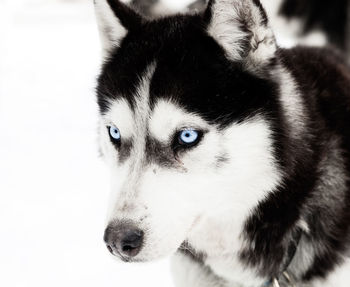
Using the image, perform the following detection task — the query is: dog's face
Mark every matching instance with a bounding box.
[95,0,281,262]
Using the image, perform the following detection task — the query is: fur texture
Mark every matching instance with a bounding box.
[94,0,350,286]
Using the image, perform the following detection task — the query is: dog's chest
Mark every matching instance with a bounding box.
[186,216,267,287]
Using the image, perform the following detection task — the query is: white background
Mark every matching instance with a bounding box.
[0,0,197,286]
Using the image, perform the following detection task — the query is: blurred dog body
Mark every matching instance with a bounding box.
[130,0,350,56]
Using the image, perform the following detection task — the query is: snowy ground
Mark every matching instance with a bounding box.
[0,0,195,286]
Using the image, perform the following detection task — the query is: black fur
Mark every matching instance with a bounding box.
[280,47,350,280]
[107,0,144,30]
[96,2,350,284]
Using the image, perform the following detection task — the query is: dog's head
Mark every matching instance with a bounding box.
[95,0,282,262]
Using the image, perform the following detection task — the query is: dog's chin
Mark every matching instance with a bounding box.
[124,246,183,263]
[110,250,173,263]
[134,251,177,263]
[109,252,148,263]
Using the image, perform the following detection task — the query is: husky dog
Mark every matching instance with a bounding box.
[94,0,350,286]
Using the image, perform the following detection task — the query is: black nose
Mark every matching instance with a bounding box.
[104,222,144,259]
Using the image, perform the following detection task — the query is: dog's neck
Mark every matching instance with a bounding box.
[182,209,304,286]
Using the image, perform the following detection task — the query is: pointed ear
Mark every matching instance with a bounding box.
[94,0,144,54]
[204,0,276,71]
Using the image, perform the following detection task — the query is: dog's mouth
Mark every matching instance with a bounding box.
[119,256,146,263]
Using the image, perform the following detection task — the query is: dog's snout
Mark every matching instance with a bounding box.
[104,222,144,259]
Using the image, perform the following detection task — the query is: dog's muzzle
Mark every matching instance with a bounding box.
[104,222,144,260]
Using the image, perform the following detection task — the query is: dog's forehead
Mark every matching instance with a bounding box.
[149,99,207,141]
[104,68,208,142]
[97,15,228,111]
[97,16,277,128]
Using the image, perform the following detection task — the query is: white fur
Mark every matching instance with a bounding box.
[207,0,249,61]
[94,0,128,56]
[308,258,350,287]
[171,252,227,287]
[207,0,276,70]
[274,64,307,139]
[182,117,281,287]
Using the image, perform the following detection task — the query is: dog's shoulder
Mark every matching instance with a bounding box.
[277,46,350,137]
[278,46,350,91]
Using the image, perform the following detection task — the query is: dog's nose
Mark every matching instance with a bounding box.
[104,223,144,258]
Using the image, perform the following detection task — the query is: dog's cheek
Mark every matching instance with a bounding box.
[180,130,224,171]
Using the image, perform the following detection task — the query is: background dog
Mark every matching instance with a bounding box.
[129,0,350,57]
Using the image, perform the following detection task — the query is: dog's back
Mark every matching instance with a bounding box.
[281,47,350,138]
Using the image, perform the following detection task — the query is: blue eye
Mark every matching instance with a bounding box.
[179,129,199,145]
[109,126,121,141]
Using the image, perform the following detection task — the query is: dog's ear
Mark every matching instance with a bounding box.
[94,0,144,54]
[204,0,276,71]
